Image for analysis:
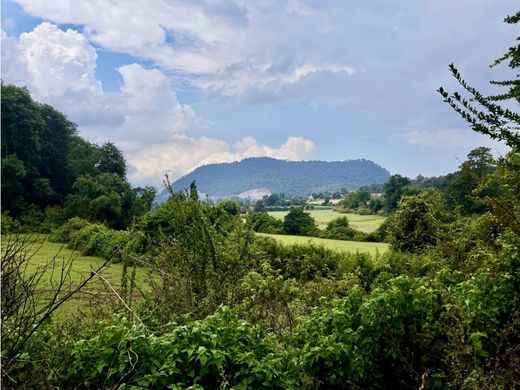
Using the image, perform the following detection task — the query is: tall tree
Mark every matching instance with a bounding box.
[383,175,416,214]
[438,11,520,149]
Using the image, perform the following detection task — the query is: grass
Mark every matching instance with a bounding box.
[2,234,149,316]
[268,209,386,232]
[258,233,388,255]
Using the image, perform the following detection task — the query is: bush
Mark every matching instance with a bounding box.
[250,212,284,234]
[283,207,318,236]
[62,308,291,389]
[1,212,20,234]
[48,217,91,243]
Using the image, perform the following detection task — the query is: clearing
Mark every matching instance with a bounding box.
[258,233,388,255]
[268,209,386,232]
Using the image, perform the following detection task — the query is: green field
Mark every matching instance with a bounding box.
[2,235,148,314]
[268,209,386,232]
[258,233,388,255]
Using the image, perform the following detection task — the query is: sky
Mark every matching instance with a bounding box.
[1,0,517,186]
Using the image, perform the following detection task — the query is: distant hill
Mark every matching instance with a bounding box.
[158,157,390,201]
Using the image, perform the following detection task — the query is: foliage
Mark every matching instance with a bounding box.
[48,217,91,243]
[324,216,358,240]
[1,84,154,230]
[383,174,418,214]
[250,212,284,234]
[283,207,319,236]
[59,308,291,389]
[388,195,440,253]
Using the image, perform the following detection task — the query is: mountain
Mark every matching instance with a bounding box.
[159,157,390,201]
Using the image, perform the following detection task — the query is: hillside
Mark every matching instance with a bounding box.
[163,157,390,200]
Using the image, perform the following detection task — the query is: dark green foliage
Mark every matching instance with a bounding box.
[1,85,76,216]
[189,180,199,201]
[324,216,358,240]
[1,85,153,229]
[63,173,138,229]
[388,195,439,253]
[62,308,291,389]
[293,270,517,389]
[283,207,318,236]
[341,189,370,210]
[250,212,284,233]
[48,217,91,243]
[383,174,417,214]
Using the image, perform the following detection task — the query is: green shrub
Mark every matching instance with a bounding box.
[1,212,20,234]
[63,308,291,389]
[48,217,91,243]
[70,223,111,256]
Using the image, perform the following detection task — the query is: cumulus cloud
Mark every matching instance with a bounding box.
[127,135,316,185]
[17,22,101,97]
[1,21,317,186]
[1,22,195,143]
[12,0,357,96]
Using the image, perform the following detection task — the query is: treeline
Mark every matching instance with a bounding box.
[250,208,386,242]
[338,146,500,216]
[1,84,155,230]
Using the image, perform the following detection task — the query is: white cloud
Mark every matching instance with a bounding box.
[1,21,316,186]
[127,135,316,185]
[12,0,357,96]
[1,23,195,143]
[17,22,101,97]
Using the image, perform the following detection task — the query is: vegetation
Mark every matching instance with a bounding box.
[1,84,155,231]
[267,209,387,232]
[163,156,390,199]
[257,233,389,255]
[1,10,519,390]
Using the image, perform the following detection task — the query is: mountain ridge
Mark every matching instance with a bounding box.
[159,157,390,201]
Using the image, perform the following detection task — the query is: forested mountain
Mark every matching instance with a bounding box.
[163,157,390,200]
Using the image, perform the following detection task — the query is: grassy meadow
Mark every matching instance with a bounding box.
[268,208,386,232]
[2,234,148,315]
[258,232,389,255]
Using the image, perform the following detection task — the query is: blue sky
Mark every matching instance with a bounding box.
[2,0,517,185]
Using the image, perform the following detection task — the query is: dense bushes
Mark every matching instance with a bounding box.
[61,308,291,389]
[21,264,516,389]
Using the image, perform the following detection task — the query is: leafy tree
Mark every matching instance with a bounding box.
[283,207,318,236]
[250,212,284,234]
[97,142,127,178]
[445,147,497,214]
[342,190,370,210]
[388,195,439,253]
[64,173,136,229]
[383,175,417,214]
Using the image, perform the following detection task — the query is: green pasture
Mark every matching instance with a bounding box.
[2,235,148,315]
[268,209,386,232]
[258,233,388,255]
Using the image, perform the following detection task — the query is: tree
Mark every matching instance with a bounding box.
[250,212,284,234]
[189,180,199,201]
[97,142,127,179]
[438,11,520,149]
[444,147,497,214]
[324,216,357,240]
[388,195,439,253]
[283,207,318,236]
[383,175,417,214]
